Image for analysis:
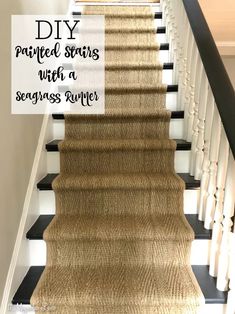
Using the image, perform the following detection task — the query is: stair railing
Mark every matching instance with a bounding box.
[161,0,235,312]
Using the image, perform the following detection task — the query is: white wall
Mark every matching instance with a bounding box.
[0,0,69,306]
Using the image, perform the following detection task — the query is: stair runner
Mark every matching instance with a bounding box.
[31,6,204,313]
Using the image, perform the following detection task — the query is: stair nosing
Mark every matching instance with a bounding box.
[46,139,191,152]
[52,110,184,120]
[12,265,228,305]
[37,173,200,191]
[26,214,212,241]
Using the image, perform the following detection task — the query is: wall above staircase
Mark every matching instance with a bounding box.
[198,0,235,55]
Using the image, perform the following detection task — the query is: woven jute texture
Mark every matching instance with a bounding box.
[31,6,204,313]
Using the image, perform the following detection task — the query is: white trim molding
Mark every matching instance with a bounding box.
[216,41,235,56]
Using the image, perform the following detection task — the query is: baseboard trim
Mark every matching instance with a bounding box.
[0,114,51,314]
[216,41,235,56]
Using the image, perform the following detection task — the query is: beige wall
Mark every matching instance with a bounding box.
[199,0,235,42]
[0,0,68,305]
[198,1,235,85]
[199,0,235,55]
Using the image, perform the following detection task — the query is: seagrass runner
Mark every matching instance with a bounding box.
[31,6,204,313]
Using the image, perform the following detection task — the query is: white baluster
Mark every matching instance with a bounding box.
[177,21,190,111]
[226,231,235,314]
[170,2,180,84]
[217,151,235,291]
[183,29,194,116]
[189,60,203,177]
[184,40,197,141]
[204,107,221,230]
[198,91,214,221]
[185,44,199,143]
[209,129,229,277]
[172,0,182,63]
[161,0,167,25]
[194,71,209,180]
[162,0,169,35]
[164,1,174,59]
[162,0,170,40]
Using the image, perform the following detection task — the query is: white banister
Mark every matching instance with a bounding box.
[162,0,235,310]
[171,1,182,85]
[189,61,205,179]
[217,150,235,291]
[209,128,229,277]
[184,39,197,141]
[177,21,190,111]
[186,43,199,143]
[204,106,222,230]
[198,90,214,221]
[226,231,235,314]
[194,70,209,180]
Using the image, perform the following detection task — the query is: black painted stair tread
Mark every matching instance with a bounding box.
[52,109,183,120]
[186,215,212,240]
[156,26,166,34]
[163,62,174,70]
[160,43,169,50]
[27,215,54,240]
[46,139,191,152]
[192,266,228,304]
[26,214,211,240]
[167,84,178,92]
[37,173,200,190]
[12,266,227,305]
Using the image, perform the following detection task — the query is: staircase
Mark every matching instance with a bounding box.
[2,1,235,313]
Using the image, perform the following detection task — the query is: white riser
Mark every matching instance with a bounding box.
[156,33,167,44]
[53,118,183,140]
[46,149,190,173]
[159,50,170,63]
[9,304,227,314]
[38,189,199,215]
[162,68,173,84]
[28,239,210,266]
